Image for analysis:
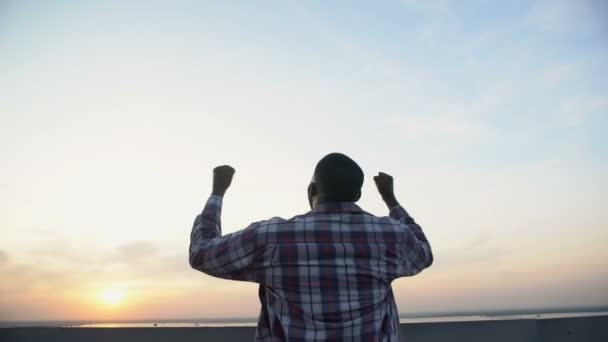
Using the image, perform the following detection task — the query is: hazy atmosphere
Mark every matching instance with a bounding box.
[1,0,607,321]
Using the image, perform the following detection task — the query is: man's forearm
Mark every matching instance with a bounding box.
[382,194,400,210]
[389,201,430,246]
[189,195,223,267]
[191,195,223,242]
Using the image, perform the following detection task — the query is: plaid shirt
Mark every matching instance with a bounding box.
[190,195,433,341]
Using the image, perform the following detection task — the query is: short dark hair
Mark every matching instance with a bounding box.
[313,153,364,202]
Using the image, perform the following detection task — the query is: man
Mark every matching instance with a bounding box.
[190,153,433,341]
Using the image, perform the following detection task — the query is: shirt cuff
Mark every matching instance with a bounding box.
[389,204,402,211]
[208,194,223,205]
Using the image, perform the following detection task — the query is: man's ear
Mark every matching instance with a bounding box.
[354,190,361,202]
[308,182,318,209]
[308,182,318,197]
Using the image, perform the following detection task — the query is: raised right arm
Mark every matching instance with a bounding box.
[389,205,433,276]
[374,172,433,277]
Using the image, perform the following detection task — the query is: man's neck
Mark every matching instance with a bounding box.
[314,197,354,208]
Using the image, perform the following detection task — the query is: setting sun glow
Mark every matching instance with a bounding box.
[100,289,125,306]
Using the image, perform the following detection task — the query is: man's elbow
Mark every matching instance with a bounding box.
[413,244,433,272]
[424,245,434,269]
[412,251,433,276]
[189,251,204,271]
[189,251,221,277]
[189,254,197,269]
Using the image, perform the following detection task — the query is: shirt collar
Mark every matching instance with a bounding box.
[311,202,365,214]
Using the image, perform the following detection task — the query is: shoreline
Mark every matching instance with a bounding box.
[2,309,607,328]
[1,315,607,342]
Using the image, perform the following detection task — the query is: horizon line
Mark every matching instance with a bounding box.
[3,305,608,324]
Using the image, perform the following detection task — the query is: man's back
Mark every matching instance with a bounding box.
[190,197,432,341]
[190,156,433,341]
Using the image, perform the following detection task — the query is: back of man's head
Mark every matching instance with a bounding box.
[313,153,364,203]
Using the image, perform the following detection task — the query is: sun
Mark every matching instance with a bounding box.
[100,289,125,306]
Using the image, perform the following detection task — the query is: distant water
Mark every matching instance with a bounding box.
[2,311,606,328]
[399,311,608,324]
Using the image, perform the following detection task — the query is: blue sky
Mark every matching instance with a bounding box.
[1,0,607,320]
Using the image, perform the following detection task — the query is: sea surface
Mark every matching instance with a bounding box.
[2,311,607,328]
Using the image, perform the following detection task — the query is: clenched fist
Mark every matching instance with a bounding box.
[373,172,399,209]
[212,165,235,197]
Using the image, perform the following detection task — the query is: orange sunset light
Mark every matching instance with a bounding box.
[99,289,126,306]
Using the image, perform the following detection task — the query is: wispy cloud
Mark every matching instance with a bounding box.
[523,0,602,33]
[106,241,161,263]
[556,95,608,127]
[0,250,7,265]
[0,239,197,320]
[540,62,583,84]
[0,240,188,294]
[524,0,573,32]
[383,115,488,140]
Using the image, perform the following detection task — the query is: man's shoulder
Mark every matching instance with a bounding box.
[250,210,405,246]
[254,209,399,230]
[250,215,298,231]
[251,207,403,233]
[248,211,324,235]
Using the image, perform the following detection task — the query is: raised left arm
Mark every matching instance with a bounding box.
[189,165,269,282]
[189,195,268,282]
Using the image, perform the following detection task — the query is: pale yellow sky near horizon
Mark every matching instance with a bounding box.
[1,0,607,321]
